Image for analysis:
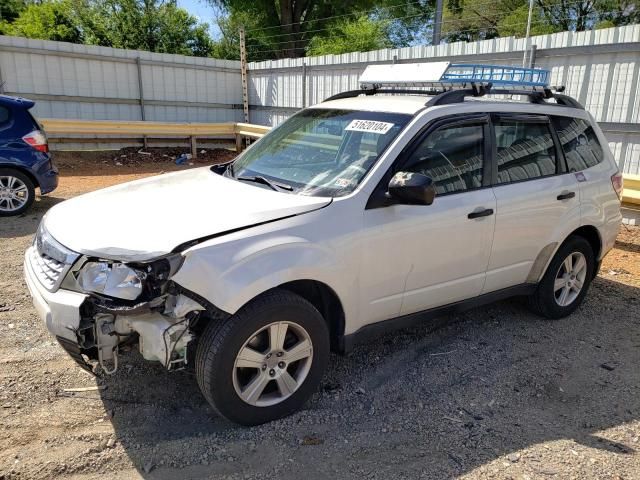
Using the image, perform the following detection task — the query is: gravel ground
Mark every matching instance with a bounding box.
[1,151,639,480]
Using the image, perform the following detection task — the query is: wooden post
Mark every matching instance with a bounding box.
[433,0,443,46]
[239,27,250,124]
[235,133,243,152]
[190,136,197,159]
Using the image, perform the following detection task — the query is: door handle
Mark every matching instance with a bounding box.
[467,208,494,219]
[557,191,576,200]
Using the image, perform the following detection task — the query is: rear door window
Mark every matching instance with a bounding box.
[552,116,603,172]
[493,115,558,184]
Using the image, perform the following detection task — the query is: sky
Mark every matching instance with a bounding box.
[176,0,221,37]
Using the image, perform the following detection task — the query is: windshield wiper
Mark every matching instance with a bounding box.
[236,175,293,192]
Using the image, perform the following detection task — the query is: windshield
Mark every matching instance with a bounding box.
[230,109,411,197]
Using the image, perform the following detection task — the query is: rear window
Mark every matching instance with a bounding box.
[552,116,603,172]
[0,106,10,125]
[26,110,42,130]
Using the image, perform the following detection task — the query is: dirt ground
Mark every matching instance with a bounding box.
[1,149,639,480]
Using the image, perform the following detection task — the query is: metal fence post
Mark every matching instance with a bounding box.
[527,44,537,68]
[135,57,148,149]
[302,62,307,108]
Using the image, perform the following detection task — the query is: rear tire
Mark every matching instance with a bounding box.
[195,289,330,426]
[0,168,35,217]
[528,235,595,319]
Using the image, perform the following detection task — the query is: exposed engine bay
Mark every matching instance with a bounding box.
[74,288,208,374]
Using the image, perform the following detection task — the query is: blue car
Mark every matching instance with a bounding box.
[0,95,58,216]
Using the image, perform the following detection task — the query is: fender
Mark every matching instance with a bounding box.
[171,232,357,322]
[526,201,582,283]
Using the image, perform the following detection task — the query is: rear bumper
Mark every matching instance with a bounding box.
[35,162,58,195]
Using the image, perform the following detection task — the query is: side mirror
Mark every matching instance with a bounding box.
[387,171,436,206]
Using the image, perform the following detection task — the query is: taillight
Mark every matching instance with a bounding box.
[611,172,623,199]
[22,130,48,153]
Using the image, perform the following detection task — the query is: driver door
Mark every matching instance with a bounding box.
[359,114,496,325]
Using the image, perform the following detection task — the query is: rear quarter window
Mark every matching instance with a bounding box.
[0,106,10,125]
[552,116,603,172]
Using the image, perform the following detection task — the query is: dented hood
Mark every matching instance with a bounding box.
[44,167,331,261]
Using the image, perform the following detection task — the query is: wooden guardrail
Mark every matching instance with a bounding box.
[39,119,271,157]
[623,174,640,206]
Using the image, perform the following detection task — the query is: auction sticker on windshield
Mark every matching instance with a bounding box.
[345,119,394,134]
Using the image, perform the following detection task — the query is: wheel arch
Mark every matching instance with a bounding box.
[530,224,603,284]
[276,280,346,353]
[0,164,39,188]
[570,224,602,261]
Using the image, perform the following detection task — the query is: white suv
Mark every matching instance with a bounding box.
[24,64,623,425]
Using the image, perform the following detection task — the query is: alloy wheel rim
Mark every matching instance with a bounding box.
[232,321,313,407]
[554,251,587,307]
[0,176,29,212]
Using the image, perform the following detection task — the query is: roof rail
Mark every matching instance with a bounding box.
[323,84,584,109]
[425,84,584,109]
[551,93,584,109]
[324,88,443,102]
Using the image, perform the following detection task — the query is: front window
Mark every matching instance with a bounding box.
[230,109,411,197]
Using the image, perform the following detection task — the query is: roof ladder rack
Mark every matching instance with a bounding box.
[322,63,583,109]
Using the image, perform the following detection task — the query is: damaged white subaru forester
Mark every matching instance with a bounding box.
[24,63,622,425]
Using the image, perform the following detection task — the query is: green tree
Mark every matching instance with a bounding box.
[497,4,560,37]
[2,0,214,56]
[5,1,83,43]
[442,0,633,41]
[0,0,27,23]
[81,0,214,55]
[306,15,393,55]
[208,0,435,59]
[593,0,639,28]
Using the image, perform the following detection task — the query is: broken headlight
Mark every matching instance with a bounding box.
[78,262,145,300]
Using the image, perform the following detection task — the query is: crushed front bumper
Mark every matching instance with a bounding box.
[24,248,87,346]
[56,335,95,374]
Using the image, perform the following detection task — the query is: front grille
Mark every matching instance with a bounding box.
[29,222,80,292]
[29,247,71,291]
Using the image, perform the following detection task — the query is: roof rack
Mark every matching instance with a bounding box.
[358,62,550,89]
[323,62,583,109]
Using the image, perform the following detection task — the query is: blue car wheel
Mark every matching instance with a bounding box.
[0,167,35,216]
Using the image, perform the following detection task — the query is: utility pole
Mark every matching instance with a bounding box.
[523,0,534,66]
[433,0,444,46]
[239,26,250,124]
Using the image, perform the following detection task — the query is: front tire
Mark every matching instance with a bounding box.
[195,289,330,426]
[0,168,35,217]
[529,235,595,319]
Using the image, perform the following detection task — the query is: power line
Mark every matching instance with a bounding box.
[247,10,614,58]
[246,0,601,43]
[245,0,430,34]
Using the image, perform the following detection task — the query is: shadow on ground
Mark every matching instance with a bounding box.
[0,196,65,238]
[96,276,640,479]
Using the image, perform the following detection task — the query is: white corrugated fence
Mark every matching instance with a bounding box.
[1,26,639,174]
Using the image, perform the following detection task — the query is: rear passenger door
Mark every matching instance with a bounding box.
[483,113,581,294]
